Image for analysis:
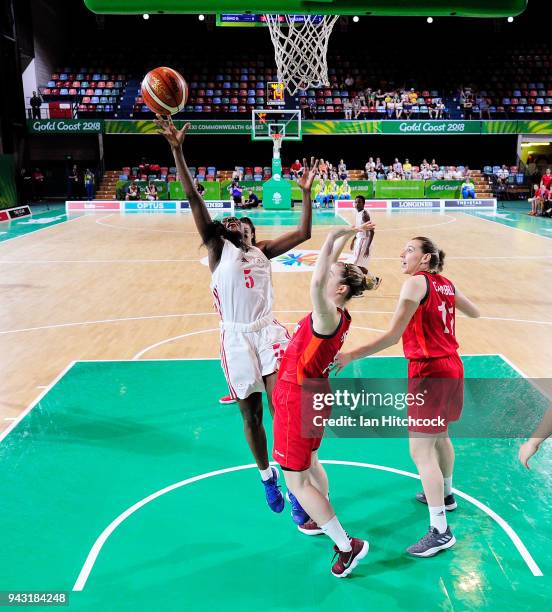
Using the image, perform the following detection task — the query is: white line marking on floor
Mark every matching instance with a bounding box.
[72,459,543,591]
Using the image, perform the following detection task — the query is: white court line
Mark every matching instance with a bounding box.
[95,214,200,234]
[0,258,202,264]
[3,417,17,421]
[0,214,85,246]
[0,361,76,444]
[133,328,220,360]
[72,458,543,591]
[2,253,552,264]
[1,310,551,336]
[132,324,386,360]
[463,212,552,241]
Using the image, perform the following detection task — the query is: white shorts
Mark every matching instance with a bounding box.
[353,232,373,268]
[219,315,291,400]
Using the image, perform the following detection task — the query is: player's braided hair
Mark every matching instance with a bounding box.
[413,236,445,273]
[340,263,376,300]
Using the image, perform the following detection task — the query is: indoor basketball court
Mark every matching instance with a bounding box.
[0,0,550,610]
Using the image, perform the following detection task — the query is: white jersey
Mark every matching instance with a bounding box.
[211,239,273,324]
[353,208,375,267]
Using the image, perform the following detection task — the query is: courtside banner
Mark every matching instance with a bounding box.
[0,210,9,221]
[180,200,234,211]
[66,201,121,211]
[444,199,496,209]
[335,199,387,210]
[5,205,31,219]
[125,201,178,211]
[391,200,441,209]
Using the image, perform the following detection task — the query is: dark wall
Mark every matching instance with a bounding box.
[103,134,518,171]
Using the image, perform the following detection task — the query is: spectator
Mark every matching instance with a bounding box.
[395,94,403,119]
[338,179,351,200]
[30,91,43,119]
[420,158,429,171]
[392,157,403,176]
[290,159,303,178]
[428,99,438,119]
[352,96,362,119]
[318,159,328,179]
[126,183,140,200]
[432,166,444,180]
[375,157,385,176]
[496,165,509,184]
[430,159,439,172]
[32,167,45,201]
[403,158,412,178]
[344,74,355,88]
[146,182,158,200]
[246,189,260,208]
[453,167,464,180]
[461,87,474,119]
[540,168,552,190]
[528,184,543,215]
[461,177,476,199]
[478,96,491,119]
[327,180,339,206]
[84,169,95,200]
[367,169,377,182]
[343,98,353,120]
[67,164,80,199]
[365,157,375,177]
[420,166,432,180]
[402,92,413,119]
[228,180,243,206]
[338,159,348,179]
[385,96,396,119]
[435,99,446,119]
[408,88,418,104]
[231,166,243,182]
[314,178,329,208]
[193,177,205,196]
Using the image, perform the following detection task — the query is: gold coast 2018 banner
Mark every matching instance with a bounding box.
[27,119,552,136]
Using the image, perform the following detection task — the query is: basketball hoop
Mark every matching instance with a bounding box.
[264,14,339,96]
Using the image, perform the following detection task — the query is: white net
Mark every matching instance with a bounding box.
[264,14,339,96]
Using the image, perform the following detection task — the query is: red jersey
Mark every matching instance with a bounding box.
[278,308,351,385]
[541,173,552,189]
[402,272,459,360]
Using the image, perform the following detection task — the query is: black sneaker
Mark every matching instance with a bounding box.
[416,491,457,511]
[406,526,456,558]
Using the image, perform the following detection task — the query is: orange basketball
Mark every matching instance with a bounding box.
[141,67,188,115]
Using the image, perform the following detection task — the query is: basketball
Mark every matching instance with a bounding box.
[141,67,188,115]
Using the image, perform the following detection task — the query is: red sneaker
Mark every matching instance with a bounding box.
[331,538,369,578]
[219,394,237,405]
[297,519,324,536]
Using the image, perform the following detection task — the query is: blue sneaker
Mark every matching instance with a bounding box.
[262,467,285,513]
[286,491,310,525]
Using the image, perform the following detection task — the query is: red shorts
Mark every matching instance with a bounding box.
[407,353,464,434]
[272,380,322,471]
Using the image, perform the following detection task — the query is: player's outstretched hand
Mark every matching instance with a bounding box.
[518,440,539,469]
[297,157,319,192]
[332,351,353,375]
[154,114,190,149]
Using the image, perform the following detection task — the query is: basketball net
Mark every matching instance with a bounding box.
[271,133,283,159]
[264,14,339,95]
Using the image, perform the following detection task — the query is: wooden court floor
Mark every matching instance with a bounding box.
[1,206,552,431]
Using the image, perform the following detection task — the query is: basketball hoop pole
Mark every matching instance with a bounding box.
[270,135,283,179]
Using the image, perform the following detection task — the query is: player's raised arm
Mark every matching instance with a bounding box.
[334,275,425,373]
[310,226,359,335]
[454,287,480,318]
[155,115,220,251]
[257,157,317,259]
